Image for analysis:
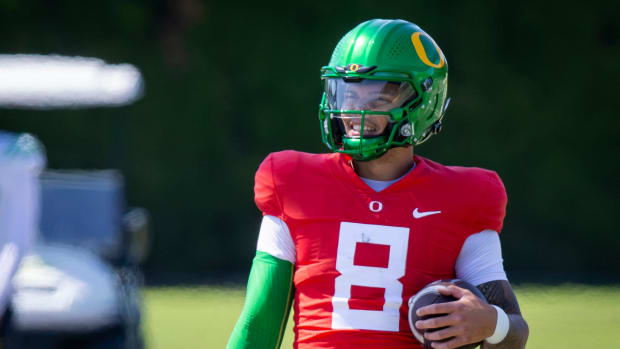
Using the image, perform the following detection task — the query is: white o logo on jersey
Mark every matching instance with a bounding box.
[369,201,383,212]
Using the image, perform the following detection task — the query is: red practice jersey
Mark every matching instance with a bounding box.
[254,151,507,349]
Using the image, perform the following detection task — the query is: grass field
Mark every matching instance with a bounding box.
[143,285,620,348]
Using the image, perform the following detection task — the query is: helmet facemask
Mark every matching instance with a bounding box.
[319,77,420,161]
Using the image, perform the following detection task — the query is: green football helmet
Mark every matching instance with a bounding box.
[318,19,450,161]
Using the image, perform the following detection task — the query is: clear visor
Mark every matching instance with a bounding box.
[325,79,417,138]
[325,78,416,111]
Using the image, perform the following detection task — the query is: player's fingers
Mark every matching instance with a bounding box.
[415,313,459,330]
[430,335,468,349]
[417,301,458,316]
[437,284,469,299]
[424,325,462,341]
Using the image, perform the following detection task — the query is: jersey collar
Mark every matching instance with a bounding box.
[330,153,430,193]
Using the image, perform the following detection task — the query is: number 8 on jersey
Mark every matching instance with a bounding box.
[332,222,410,332]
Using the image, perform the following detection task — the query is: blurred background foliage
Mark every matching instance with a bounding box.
[0,0,618,283]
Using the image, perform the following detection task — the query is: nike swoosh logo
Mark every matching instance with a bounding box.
[412,208,442,219]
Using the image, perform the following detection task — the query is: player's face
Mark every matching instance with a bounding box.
[340,82,392,137]
[326,79,415,138]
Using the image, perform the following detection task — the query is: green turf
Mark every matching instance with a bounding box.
[143,284,620,348]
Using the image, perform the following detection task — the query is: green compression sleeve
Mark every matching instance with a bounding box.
[227,251,294,349]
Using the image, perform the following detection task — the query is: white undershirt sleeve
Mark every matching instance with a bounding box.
[455,230,508,286]
[256,215,296,264]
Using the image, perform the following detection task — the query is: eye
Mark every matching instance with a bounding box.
[368,98,392,108]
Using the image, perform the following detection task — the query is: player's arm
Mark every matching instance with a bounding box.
[230,154,299,348]
[476,280,528,348]
[227,214,296,349]
[415,230,528,348]
[226,251,294,349]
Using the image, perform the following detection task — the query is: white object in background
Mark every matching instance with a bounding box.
[11,243,120,331]
[0,54,143,109]
[0,132,45,316]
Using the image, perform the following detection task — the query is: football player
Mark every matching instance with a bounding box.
[227,19,529,349]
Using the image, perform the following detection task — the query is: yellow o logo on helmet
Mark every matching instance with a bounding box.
[411,32,445,68]
[349,64,360,72]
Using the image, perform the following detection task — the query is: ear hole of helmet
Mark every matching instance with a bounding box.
[421,77,433,92]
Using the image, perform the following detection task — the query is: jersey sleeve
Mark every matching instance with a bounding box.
[471,170,507,234]
[254,154,283,217]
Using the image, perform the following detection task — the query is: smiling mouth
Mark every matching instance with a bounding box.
[346,120,379,137]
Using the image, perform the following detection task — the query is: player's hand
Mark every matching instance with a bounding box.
[414,285,497,349]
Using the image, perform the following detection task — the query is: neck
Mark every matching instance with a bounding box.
[353,146,414,181]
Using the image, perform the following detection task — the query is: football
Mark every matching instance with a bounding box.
[408,279,487,349]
